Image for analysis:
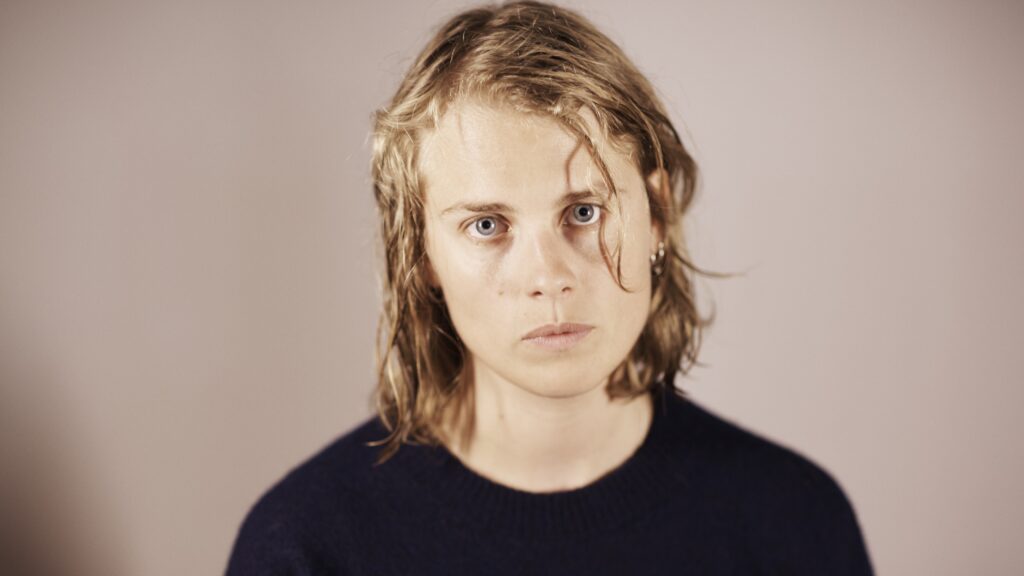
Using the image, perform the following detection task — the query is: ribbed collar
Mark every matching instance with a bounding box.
[385,385,692,541]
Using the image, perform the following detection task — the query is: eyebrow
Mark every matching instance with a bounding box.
[440,189,609,217]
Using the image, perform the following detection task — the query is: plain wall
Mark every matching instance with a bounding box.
[1,0,1022,574]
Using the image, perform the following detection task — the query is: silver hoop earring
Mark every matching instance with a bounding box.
[650,241,666,277]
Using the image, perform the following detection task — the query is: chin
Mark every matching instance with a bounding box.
[514,369,610,400]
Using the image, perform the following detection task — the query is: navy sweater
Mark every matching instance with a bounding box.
[226,386,874,575]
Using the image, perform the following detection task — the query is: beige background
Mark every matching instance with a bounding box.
[1,0,1022,574]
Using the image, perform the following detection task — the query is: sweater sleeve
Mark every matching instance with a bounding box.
[224,490,347,576]
[803,471,874,575]
[746,447,875,575]
[224,505,316,576]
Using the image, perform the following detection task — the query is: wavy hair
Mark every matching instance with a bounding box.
[367,0,723,464]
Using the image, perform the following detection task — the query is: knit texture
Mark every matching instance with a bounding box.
[225,387,874,575]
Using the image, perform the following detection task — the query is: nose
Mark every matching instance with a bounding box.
[521,227,577,300]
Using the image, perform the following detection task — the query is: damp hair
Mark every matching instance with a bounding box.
[367,0,725,464]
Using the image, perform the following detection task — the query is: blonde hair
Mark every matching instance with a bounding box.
[368,0,721,464]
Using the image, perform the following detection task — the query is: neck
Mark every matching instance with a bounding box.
[441,365,654,494]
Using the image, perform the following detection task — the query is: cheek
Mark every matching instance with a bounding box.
[438,246,501,293]
[441,270,519,359]
[428,241,508,328]
[600,207,653,287]
[428,227,490,287]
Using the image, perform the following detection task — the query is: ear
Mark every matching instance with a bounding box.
[645,168,670,248]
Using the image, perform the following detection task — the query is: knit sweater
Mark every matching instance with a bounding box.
[225,386,874,575]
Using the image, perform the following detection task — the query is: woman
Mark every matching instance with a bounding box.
[227,2,874,574]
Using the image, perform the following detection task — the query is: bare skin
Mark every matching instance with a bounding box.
[419,100,660,493]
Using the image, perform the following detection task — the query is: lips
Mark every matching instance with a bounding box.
[522,322,595,352]
[522,322,594,340]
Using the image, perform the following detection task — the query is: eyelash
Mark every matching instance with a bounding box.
[465,203,603,242]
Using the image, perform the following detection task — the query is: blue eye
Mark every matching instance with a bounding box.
[468,217,505,239]
[569,203,601,225]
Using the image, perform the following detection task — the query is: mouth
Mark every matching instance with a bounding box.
[522,323,595,351]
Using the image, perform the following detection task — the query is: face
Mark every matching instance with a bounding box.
[419,100,660,400]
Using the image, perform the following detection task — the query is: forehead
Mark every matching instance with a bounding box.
[417,101,638,208]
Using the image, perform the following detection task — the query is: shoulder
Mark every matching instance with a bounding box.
[669,392,852,500]
[669,393,874,573]
[225,416,388,576]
